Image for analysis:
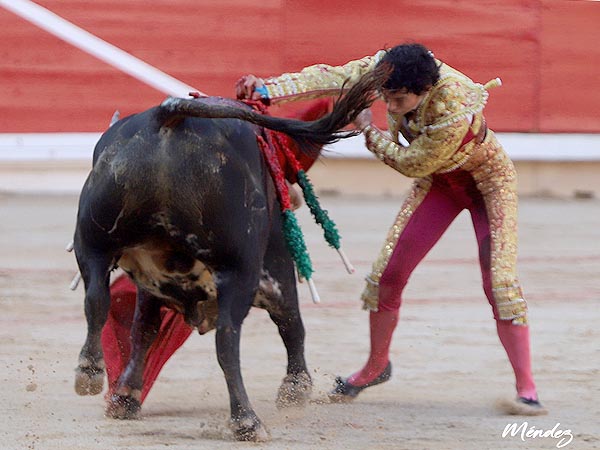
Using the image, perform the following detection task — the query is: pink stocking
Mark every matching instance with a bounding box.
[347,309,399,386]
[496,320,537,400]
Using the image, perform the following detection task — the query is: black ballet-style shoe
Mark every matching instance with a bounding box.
[518,397,543,407]
[496,396,549,416]
[516,396,548,415]
[328,362,392,403]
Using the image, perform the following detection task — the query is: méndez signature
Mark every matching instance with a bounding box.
[502,422,574,448]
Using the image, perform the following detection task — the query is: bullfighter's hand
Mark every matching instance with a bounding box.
[353,108,373,131]
[235,75,266,100]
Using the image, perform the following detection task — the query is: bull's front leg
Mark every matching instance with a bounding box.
[106,290,162,419]
[74,256,112,396]
[215,270,270,442]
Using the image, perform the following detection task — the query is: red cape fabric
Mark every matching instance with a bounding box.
[101,274,192,403]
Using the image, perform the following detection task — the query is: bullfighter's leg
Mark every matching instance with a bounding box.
[214,268,269,442]
[469,178,546,415]
[106,289,162,419]
[74,253,113,396]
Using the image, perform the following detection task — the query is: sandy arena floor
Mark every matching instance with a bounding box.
[0,192,599,450]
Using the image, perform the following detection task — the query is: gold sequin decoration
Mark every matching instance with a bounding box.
[461,130,528,323]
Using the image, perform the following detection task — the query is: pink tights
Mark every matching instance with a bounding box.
[496,320,537,400]
[349,171,538,400]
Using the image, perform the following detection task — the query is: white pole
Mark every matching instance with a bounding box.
[307,278,321,304]
[0,0,204,97]
[337,248,355,274]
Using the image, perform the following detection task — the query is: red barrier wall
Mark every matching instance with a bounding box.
[0,0,598,133]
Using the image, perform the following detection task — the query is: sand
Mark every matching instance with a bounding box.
[1,192,599,450]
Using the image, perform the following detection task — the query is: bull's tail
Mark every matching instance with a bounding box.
[156,64,390,154]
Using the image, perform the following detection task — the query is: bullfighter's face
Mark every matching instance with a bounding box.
[381,88,428,117]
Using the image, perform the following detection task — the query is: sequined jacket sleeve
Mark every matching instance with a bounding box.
[364,67,493,178]
[263,50,387,103]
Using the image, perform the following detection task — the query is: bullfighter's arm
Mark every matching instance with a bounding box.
[263,50,387,104]
[358,78,478,178]
[361,119,470,178]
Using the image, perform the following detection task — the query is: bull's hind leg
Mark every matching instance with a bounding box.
[74,253,112,396]
[106,290,162,419]
[214,269,270,442]
[264,282,313,408]
[261,229,312,407]
[269,303,312,409]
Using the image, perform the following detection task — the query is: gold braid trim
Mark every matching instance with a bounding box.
[360,177,433,310]
[416,72,489,131]
[462,131,528,325]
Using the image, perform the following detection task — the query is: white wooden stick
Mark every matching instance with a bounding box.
[65,240,74,252]
[307,278,320,304]
[0,0,202,97]
[337,248,355,274]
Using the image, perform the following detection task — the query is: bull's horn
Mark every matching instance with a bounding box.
[109,110,120,127]
[70,272,82,291]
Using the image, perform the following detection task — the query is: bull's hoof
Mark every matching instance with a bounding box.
[276,371,312,408]
[105,394,141,420]
[230,416,270,442]
[74,366,104,396]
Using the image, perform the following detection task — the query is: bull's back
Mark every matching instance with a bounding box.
[78,107,272,260]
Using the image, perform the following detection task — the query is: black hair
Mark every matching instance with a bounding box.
[377,43,440,95]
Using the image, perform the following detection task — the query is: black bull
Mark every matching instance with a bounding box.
[72,71,384,441]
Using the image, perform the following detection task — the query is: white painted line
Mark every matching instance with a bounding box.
[323,133,600,161]
[1,132,600,162]
[0,0,204,97]
[0,133,100,160]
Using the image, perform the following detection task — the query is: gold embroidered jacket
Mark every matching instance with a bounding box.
[265,50,498,177]
[264,52,527,324]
